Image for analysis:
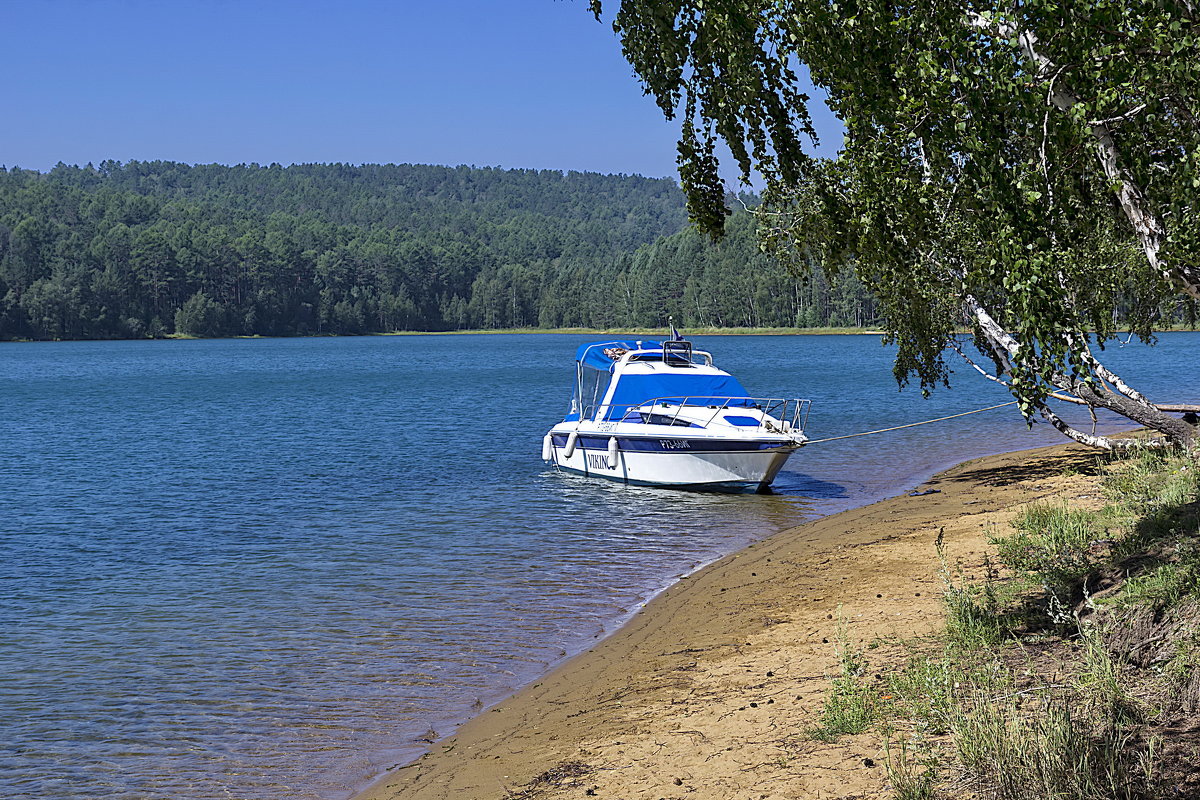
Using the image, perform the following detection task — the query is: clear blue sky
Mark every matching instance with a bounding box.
[1,0,842,182]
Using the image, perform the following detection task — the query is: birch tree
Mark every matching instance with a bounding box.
[590,0,1200,448]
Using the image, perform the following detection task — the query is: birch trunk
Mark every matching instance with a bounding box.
[965,295,1196,448]
[970,12,1200,300]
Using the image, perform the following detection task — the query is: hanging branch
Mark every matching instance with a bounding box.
[969,11,1200,300]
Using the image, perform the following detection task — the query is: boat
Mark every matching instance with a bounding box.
[541,338,810,492]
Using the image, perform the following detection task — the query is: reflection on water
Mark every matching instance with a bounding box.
[0,333,1196,800]
[773,472,851,499]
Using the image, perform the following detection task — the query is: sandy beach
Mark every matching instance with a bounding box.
[354,442,1100,800]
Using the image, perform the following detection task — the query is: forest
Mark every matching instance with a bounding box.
[0,160,880,340]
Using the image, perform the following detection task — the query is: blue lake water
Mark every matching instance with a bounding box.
[1,333,1197,799]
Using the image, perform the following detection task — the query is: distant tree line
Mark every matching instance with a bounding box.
[0,160,889,340]
[521,210,880,329]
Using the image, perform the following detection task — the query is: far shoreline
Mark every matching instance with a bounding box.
[375,326,886,336]
[6,325,1199,344]
[0,326,886,344]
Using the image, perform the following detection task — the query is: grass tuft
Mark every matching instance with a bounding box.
[807,619,878,742]
[938,530,1012,649]
[993,502,1104,594]
[884,656,957,736]
[952,693,1146,800]
[884,737,938,800]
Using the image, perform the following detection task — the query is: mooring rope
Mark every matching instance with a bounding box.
[805,401,1019,444]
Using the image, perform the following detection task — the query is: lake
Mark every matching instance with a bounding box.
[1,333,1196,799]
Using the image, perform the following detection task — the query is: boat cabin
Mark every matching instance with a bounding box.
[567,340,754,423]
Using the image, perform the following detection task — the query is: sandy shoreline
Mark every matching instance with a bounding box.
[354,441,1099,800]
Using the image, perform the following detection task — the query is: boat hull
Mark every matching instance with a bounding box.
[545,431,800,491]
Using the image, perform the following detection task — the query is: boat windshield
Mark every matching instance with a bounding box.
[567,341,646,421]
[573,364,613,420]
[602,372,753,420]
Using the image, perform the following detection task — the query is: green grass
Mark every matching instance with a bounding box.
[1105,558,1200,611]
[952,693,1146,800]
[807,619,879,742]
[938,449,1196,798]
[1075,626,1143,726]
[884,737,939,800]
[1164,634,1200,686]
[938,531,1016,649]
[804,447,1200,798]
[992,502,1105,594]
[1104,449,1199,514]
[883,657,958,736]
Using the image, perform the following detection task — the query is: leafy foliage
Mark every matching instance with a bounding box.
[593,0,1200,445]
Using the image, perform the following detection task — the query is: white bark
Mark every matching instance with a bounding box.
[1037,402,1158,450]
[960,294,1188,449]
[1064,333,1155,406]
[964,293,1019,363]
[951,329,1137,448]
[968,12,1200,300]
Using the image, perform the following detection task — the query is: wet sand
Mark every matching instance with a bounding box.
[354,442,1099,800]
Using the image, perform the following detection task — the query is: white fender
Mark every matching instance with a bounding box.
[541,433,553,462]
[564,430,579,459]
[607,436,619,469]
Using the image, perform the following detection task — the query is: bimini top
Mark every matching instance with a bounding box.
[575,340,660,371]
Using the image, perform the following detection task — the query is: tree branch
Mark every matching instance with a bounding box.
[1036,402,1153,450]
[967,11,1200,300]
[1088,103,1149,127]
[1066,334,1155,406]
[962,294,1195,448]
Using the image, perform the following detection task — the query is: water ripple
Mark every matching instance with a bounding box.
[1,333,1196,800]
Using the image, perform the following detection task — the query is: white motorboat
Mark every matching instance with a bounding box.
[542,338,810,492]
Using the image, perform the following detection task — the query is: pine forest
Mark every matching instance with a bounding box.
[0,161,880,340]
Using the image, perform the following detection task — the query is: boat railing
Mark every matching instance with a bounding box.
[583,396,812,433]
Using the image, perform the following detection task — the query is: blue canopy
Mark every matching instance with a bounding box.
[575,341,660,371]
[604,372,752,419]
